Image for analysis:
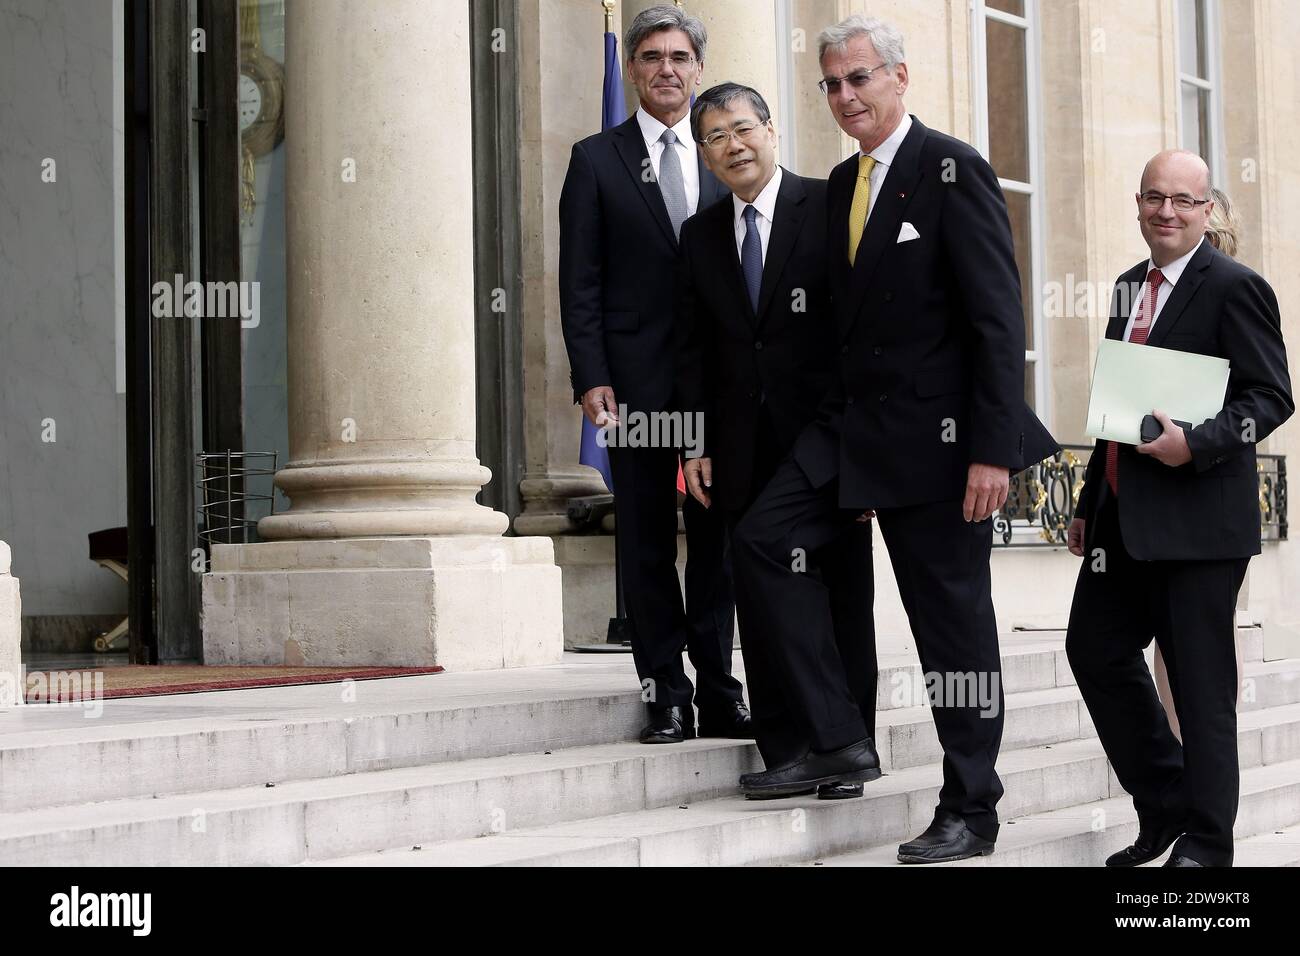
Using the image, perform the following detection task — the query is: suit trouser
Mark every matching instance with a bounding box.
[733,455,1005,840]
[1066,497,1247,866]
[724,412,877,768]
[607,442,742,711]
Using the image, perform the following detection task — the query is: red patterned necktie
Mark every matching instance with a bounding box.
[1105,267,1166,495]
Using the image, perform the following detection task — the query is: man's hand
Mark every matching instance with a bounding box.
[1135,409,1192,467]
[684,457,712,508]
[581,386,619,428]
[963,462,1010,523]
[1067,517,1085,557]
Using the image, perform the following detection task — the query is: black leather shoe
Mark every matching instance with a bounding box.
[897,811,995,864]
[1105,824,1185,867]
[1163,854,1205,867]
[738,737,881,798]
[698,701,755,739]
[638,706,695,744]
[817,782,864,800]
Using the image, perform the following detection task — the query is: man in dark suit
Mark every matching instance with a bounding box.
[729,15,1058,862]
[559,5,751,744]
[674,82,877,800]
[1066,149,1293,868]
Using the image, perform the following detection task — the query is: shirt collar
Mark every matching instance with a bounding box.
[1147,236,1204,287]
[860,112,913,168]
[733,166,783,227]
[637,106,695,152]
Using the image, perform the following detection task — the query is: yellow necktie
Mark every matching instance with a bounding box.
[848,154,877,265]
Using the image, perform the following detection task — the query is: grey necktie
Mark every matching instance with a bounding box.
[658,129,688,239]
[741,205,762,314]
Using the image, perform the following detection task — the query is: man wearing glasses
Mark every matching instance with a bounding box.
[560,5,751,745]
[729,14,1057,861]
[674,82,877,798]
[1066,150,1293,867]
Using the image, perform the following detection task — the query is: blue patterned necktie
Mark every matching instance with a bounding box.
[658,129,688,239]
[741,204,762,314]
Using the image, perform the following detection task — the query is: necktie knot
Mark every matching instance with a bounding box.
[858,154,877,180]
[1147,267,1165,288]
[744,204,758,226]
[660,129,678,146]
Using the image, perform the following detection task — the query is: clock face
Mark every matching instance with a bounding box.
[239,73,263,131]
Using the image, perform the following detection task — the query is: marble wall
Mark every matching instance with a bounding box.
[0,0,127,621]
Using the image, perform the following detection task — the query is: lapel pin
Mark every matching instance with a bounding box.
[899,192,906,199]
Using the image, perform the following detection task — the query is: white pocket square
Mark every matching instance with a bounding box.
[896,222,920,243]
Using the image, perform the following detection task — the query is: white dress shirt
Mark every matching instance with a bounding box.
[636,107,700,217]
[732,166,783,265]
[1123,237,1205,340]
[860,112,913,224]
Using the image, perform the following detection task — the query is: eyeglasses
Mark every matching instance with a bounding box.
[633,52,697,68]
[699,121,768,151]
[818,63,889,95]
[1139,191,1211,212]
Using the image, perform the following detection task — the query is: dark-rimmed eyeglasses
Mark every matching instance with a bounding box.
[633,52,697,68]
[1139,191,1211,212]
[818,63,889,95]
[699,121,768,151]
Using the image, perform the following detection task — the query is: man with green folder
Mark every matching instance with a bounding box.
[1067,149,1294,867]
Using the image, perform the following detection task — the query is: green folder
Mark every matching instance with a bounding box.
[1084,338,1230,445]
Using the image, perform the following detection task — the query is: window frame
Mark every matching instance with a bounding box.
[969,0,1048,422]
[1174,0,1225,184]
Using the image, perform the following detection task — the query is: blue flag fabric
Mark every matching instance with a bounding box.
[578,30,627,495]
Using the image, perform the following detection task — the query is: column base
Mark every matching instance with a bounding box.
[0,543,21,708]
[201,536,563,671]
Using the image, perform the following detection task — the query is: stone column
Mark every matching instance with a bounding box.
[201,0,562,671]
[0,543,21,709]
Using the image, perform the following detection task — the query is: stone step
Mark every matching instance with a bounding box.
[0,683,1129,866]
[308,712,1300,868]
[809,758,1300,867]
[0,640,1069,813]
[3,644,1295,817]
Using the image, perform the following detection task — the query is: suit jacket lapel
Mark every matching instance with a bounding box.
[713,199,755,326]
[612,115,678,249]
[754,170,806,330]
[840,116,926,341]
[1106,262,1148,341]
[827,156,856,327]
[1144,241,1214,348]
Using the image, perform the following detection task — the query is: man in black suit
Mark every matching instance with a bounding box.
[729,15,1058,862]
[674,82,877,800]
[559,5,751,744]
[1066,150,1293,868]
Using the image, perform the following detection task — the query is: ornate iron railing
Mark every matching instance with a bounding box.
[993,445,1288,547]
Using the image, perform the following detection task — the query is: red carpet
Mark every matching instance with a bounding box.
[23,664,443,702]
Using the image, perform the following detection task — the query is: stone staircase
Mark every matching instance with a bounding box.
[0,630,1297,866]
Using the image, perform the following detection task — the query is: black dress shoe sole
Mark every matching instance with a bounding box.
[741,766,881,798]
[897,843,995,864]
[1105,830,1183,867]
[743,787,816,801]
[817,783,865,800]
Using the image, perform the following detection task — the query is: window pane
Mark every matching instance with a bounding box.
[1003,189,1034,351]
[1178,0,1206,79]
[987,0,1025,15]
[1180,82,1211,159]
[986,20,1029,183]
